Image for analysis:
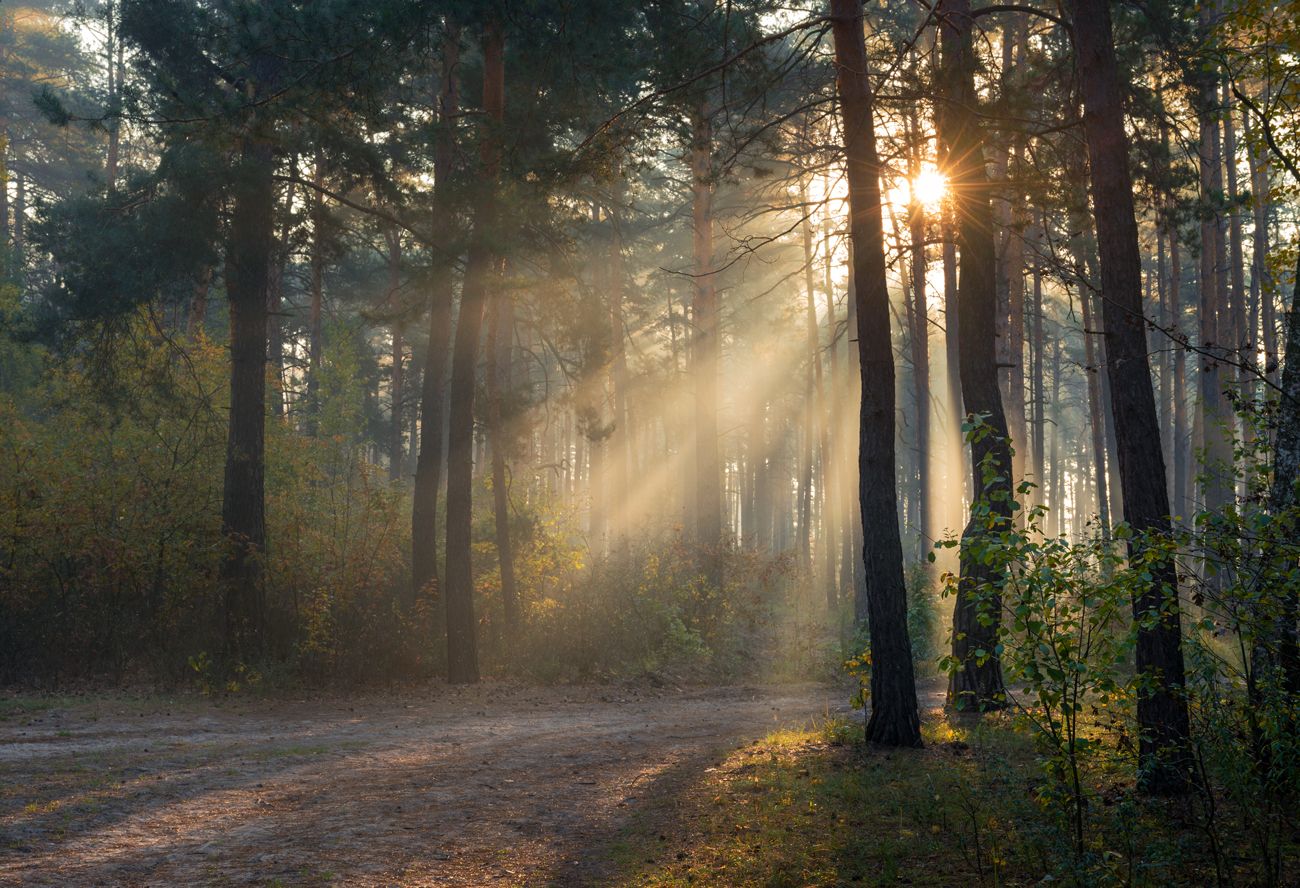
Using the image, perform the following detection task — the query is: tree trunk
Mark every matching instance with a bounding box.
[1049,325,1062,537]
[105,0,121,187]
[1223,81,1250,461]
[1031,256,1045,512]
[1156,223,1171,498]
[1080,284,1112,531]
[13,171,24,260]
[941,182,967,517]
[268,157,296,418]
[936,0,1011,711]
[821,227,842,611]
[1245,102,1276,389]
[444,18,504,684]
[1266,254,1300,695]
[830,0,921,747]
[691,101,723,587]
[387,226,405,482]
[991,19,1027,490]
[608,194,631,549]
[1197,11,1232,527]
[908,179,931,563]
[841,254,869,615]
[1071,0,1192,793]
[411,21,459,609]
[1171,231,1188,523]
[306,153,326,428]
[219,125,276,660]
[0,127,9,248]
[1156,89,1189,522]
[486,261,518,630]
[801,179,831,604]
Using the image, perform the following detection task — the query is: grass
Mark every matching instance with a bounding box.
[612,706,1294,887]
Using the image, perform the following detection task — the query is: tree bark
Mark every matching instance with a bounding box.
[800,178,831,604]
[1070,0,1192,793]
[386,226,405,482]
[1197,10,1232,526]
[411,21,460,609]
[485,260,518,630]
[936,0,1011,711]
[1245,103,1276,389]
[995,20,1028,491]
[798,183,817,576]
[1223,81,1250,460]
[13,171,24,259]
[690,100,723,587]
[268,156,296,418]
[1080,283,1112,531]
[826,226,847,611]
[608,194,631,549]
[443,17,504,684]
[1030,255,1045,513]
[908,180,931,563]
[1266,255,1300,696]
[941,174,967,516]
[830,0,921,747]
[105,0,122,187]
[306,153,326,429]
[219,119,276,660]
[1171,231,1188,523]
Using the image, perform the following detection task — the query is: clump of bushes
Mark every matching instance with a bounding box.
[0,319,826,688]
[0,322,413,685]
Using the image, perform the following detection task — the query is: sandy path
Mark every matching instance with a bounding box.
[0,682,845,886]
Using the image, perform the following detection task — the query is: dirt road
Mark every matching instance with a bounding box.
[0,682,846,886]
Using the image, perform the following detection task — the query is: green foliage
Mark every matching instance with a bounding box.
[0,317,415,683]
[931,413,1300,877]
[612,710,1270,887]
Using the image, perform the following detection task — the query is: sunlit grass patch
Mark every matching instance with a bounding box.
[614,705,1280,887]
[617,717,1009,888]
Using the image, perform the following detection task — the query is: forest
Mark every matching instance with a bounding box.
[1,0,1298,884]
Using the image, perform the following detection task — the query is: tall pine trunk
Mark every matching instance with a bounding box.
[443,18,504,684]
[220,115,276,660]
[691,101,723,587]
[908,182,931,562]
[608,195,631,550]
[1171,232,1188,522]
[801,179,831,604]
[1196,9,1232,531]
[830,0,921,747]
[1030,256,1045,512]
[386,226,405,482]
[1265,254,1300,696]
[306,153,326,428]
[1080,283,1113,531]
[486,262,518,630]
[1070,0,1191,793]
[936,0,1011,711]
[411,22,459,609]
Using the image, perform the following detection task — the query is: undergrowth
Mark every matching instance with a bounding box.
[614,705,1299,887]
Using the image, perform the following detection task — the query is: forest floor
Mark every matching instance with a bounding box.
[0,679,876,887]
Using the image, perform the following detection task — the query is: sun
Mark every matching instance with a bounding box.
[885,166,948,215]
[909,168,947,210]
